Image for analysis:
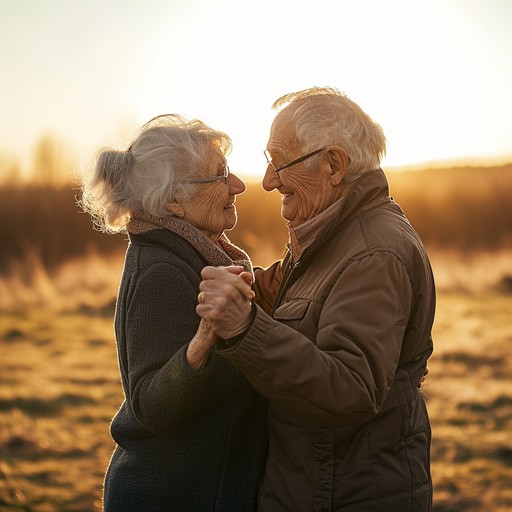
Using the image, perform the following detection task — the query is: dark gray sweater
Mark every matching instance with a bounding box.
[103,228,268,511]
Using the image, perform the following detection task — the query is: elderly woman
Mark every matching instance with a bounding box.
[80,114,267,511]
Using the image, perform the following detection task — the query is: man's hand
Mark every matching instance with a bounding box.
[196,266,255,339]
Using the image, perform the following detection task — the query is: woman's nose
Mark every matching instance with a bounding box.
[229,172,246,194]
[262,164,281,192]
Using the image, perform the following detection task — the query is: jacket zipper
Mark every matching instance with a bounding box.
[271,260,302,316]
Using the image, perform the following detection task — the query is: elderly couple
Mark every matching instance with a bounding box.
[81,87,435,511]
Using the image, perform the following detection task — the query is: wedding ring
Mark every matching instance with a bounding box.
[198,291,205,304]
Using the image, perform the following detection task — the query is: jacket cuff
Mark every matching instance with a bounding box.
[216,303,257,351]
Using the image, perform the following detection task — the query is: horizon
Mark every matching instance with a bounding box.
[1,143,512,185]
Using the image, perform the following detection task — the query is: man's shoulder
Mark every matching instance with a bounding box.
[358,201,423,250]
[313,201,427,271]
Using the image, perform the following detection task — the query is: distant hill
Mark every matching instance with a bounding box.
[387,162,512,190]
[383,163,512,249]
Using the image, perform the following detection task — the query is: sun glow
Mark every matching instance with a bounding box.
[0,0,511,179]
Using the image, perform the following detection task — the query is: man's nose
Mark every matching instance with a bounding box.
[262,165,281,192]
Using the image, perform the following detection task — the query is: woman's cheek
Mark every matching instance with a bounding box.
[202,187,228,231]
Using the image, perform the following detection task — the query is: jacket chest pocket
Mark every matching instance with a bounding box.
[273,298,319,343]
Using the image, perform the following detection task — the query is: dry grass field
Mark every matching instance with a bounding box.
[1,252,511,511]
[0,309,120,511]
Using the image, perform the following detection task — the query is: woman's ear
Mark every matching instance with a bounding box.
[166,201,185,217]
[326,145,349,186]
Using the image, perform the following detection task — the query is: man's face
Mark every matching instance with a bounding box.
[262,111,343,228]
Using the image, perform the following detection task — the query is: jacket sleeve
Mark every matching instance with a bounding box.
[122,262,215,434]
[218,251,412,426]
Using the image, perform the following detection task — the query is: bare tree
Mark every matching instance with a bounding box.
[31,133,74,187]
[0,153,23,185]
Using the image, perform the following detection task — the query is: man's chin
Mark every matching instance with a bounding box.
[281,205,297,226]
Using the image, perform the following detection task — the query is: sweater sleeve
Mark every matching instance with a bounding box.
[122,261,216,434]
[218,251,412,426]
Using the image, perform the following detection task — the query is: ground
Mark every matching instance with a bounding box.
[1,292,511,511]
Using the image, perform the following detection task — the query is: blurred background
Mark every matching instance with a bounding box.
[1,0,511,510]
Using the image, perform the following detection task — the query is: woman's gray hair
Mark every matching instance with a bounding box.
[272,87,386,182]
[79,114,231,233]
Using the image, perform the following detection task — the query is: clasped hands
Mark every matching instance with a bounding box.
[196,266,255,340]
[193,266,430,389]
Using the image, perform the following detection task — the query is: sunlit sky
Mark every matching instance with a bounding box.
[1,0,511,178]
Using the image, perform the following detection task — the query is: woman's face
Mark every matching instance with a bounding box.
[177,147,246,241]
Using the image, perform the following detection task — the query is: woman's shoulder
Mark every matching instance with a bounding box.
[122,230,205,292]
[129,229,206,268]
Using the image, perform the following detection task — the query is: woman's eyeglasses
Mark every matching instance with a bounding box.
[181,165,229,185]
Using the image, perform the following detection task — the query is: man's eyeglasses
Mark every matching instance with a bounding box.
[264,148,325,174]
[181,165,229,185]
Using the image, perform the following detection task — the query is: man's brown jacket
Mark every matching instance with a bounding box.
[219,168,435,511]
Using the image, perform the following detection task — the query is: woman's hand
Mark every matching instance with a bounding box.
[418,367,429,388]
[186,318,217,371]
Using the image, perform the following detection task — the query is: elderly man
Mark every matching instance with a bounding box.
[197,87,435,511]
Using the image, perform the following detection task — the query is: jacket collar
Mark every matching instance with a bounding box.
[289,168,391,264]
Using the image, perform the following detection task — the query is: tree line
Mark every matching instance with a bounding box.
[0,163,511,274]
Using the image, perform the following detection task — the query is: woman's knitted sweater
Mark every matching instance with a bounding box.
[103,216,268,512]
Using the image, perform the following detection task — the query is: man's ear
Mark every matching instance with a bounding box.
[326,146,349,186]
[166,201,185,217]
